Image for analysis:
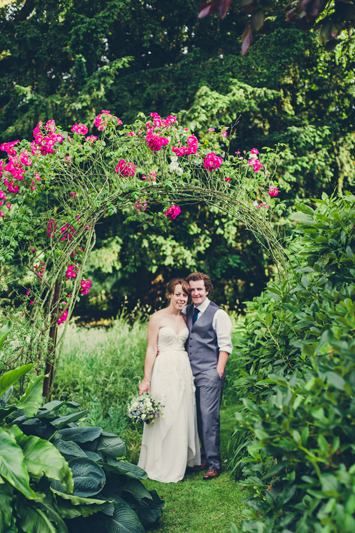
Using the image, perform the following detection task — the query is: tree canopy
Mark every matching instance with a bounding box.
[1,0,355,318]
[198,0,355,54]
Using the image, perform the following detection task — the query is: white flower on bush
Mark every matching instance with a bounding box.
[169,155,183,174]
[169,161,179,173]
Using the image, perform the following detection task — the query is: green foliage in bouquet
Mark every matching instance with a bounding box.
[230,192,355,532]
[0,323,164,533]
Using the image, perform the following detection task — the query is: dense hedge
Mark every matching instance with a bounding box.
[231,193,355,532]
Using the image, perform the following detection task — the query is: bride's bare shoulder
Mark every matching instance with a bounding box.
[149,309,166,324]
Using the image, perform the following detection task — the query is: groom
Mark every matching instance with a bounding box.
[184,272,232,480]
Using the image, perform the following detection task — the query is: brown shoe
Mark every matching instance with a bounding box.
[186,462,209,473]
[203,469,220,480]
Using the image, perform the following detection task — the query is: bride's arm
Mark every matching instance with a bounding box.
[138,314,159,395]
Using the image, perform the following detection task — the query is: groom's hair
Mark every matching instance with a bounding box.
[185,272,213,295]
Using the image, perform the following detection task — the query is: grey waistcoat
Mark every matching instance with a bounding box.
[186,301,220,376]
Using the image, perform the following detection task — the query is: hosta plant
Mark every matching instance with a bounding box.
[0,323,164,532]
[0,361,76,531]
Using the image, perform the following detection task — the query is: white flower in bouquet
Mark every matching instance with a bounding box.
[127,392,164,425]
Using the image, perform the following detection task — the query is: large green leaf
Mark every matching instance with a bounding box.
[0,405,17,422]
[51,410,89,429]
[0,481,13,531]
[84,450,103,462]
[0,427,37,500]
[97,472,127,502]
[0,384,14,407]
[51,487,110,519]
[20,418,51,439]
[101,459,147,480]
[134,490,165,527]
[0,364,34,397]
[16,376,46,417]
[38,502,68,533]
[43,400,79,411]
[122,479,152,504]
[37,400,81,420]
[58,426,102,444]
[52,436,87,459]
[97,432,126,459]
[68,457,106,497]
[0,320,12,352]
[294,203,315,216]
[105,502,145,533]
[10,425,73,493]
[42,400,66,411]
[16,501,67,533]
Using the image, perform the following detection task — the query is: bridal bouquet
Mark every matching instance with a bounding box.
[127,393,164,425]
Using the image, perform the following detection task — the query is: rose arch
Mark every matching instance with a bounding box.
[0,111,286,398]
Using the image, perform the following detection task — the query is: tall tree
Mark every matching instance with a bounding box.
[1,0,355,318]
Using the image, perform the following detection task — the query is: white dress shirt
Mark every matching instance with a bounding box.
[182,298,233,354]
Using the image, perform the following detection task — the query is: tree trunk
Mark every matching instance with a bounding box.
[43,279,61,400]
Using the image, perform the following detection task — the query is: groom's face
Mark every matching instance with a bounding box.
[189,280,208,307]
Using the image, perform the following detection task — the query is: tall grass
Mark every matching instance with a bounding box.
[53,315,243,463]
[53,318,147,462]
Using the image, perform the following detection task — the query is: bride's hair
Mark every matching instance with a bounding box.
[166,278,190,298]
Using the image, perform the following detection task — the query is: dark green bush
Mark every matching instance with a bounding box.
[0,325,164,533]
[231,193,355,532]
[12,399,165,533]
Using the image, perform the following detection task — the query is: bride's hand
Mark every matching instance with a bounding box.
[139,379,150,395]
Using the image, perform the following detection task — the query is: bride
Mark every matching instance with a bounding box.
[137,278,201,482]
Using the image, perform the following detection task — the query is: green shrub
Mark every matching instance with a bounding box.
[0,364,77,531]
[231,193,355,532]
[0,324,164,533]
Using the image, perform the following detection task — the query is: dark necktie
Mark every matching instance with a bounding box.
[193,307,200,325]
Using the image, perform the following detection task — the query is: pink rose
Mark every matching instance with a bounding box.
[165,205,181,220]
[203,152,223,172]
[268,186,279,197]
[135,199,148,211]
[115,159,136,177]
[71,124,88,135]
[248,158,263,173]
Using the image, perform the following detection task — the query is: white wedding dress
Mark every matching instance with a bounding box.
[138,326,201,482]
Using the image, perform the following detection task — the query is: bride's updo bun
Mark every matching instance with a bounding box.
[166,278,190,298]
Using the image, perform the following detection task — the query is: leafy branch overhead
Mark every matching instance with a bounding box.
[198,0,355,53]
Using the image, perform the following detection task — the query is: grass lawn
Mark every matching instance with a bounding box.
[55,323,247,531]
[143,407,246,533]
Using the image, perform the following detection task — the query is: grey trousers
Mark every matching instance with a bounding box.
[194,368,225,472]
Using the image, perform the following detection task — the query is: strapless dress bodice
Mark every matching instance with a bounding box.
[157,326,189,353]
